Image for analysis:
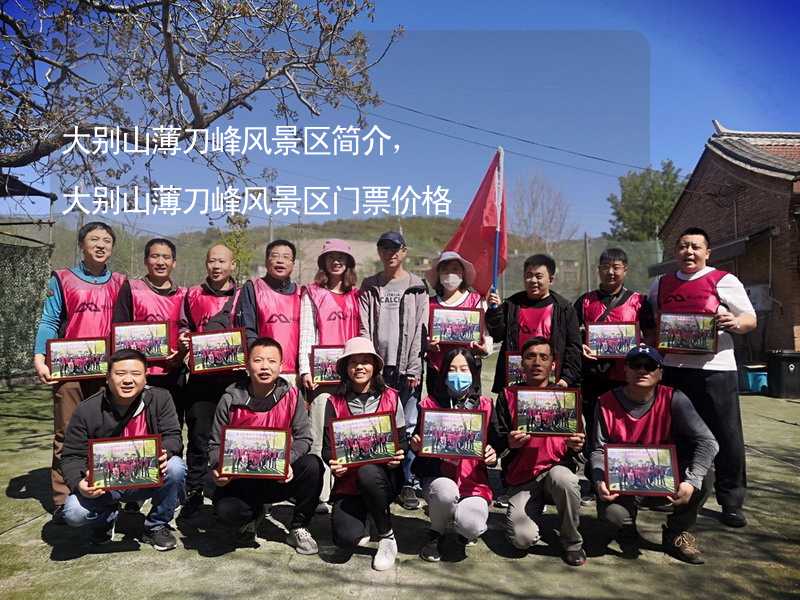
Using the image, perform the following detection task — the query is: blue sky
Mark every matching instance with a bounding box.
[7,0,799,239]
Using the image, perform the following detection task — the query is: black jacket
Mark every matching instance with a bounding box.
[485,290,582,393]
[61,386,183,493]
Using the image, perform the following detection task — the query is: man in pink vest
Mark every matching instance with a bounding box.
[236,239,301,383]
[591,345,719,564]
[649,227,756,528]
[33,222,126,524]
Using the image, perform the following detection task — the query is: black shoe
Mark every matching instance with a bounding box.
[617,525,641,559]
[720,507,747,528]
[51,505,67,525]
[89,524,114,545]
[563,548,587,566]
[493,494,510,509]
[398,486,420,511]
[419,531,442,562]
[179,490,204,520]
[123,501,141,514]
[141,526,178,551]
[662,526,704,565]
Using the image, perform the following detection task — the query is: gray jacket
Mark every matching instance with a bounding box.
[208,377,313,469]
[358,271,429,379]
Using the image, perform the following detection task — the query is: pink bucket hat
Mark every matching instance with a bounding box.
[317,238,355,270]
[335,336,385,374]
[425,250,477,289]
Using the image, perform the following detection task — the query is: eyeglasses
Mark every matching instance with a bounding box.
[626,360,660,372]
[268,253,294,262]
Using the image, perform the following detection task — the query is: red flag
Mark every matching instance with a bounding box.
[444,150,507,296]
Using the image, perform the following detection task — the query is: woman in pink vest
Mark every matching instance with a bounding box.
[409,347,500,562]
[424,251,493,395]
[321,337,406,571]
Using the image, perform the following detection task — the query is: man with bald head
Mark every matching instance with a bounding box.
[178,243,246,518]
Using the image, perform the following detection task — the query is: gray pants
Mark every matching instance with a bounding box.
[309,391,332,503]
[505,465,583,552]
[423,477,489,540]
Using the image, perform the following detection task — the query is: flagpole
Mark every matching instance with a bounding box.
[491,147,504,297]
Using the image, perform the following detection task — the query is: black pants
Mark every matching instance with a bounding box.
[214,454,324,530]
[581,373,624,478]
[663,367,746,509]
[598,483,710,533]
[331,464,402,547]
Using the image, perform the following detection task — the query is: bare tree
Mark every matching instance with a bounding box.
[0,0,402,195]
[510,175,578,252]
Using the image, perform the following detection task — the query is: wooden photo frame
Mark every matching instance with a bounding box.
[111,321,171,361]
[311,345,345,385]
[586,322,640,359]
[188,328,247,374]
[604,444,679,497]
[513,387,582,436]
[418,408,486,460]
[329,412,399,467]
[219,427,291,480]
[505,352,525,386]
[657,312,718,354]
[429,307,484,346]
[46,337,109,381]
[88,434,163,491]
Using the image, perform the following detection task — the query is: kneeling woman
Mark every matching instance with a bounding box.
[410,348,500,562]
[321,337,406,571]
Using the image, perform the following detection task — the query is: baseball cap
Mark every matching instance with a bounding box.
[624,344,664,367]
[377,231,406,248]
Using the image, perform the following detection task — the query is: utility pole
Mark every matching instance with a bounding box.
[584,232,591,294]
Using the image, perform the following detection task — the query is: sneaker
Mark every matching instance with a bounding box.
[419,530,442,562]
[398,486,420,511]
[51,505,67,525]
[235,520,258,548]
[89,523,114,546]
[315,501,332,515]
[563,548,587,566]
[662,526,704,565]
[372,533,398,571]
[141,526,177,551]
[580,492,595,507]
[617,525,641,559]
[123,501,141,514]
[720,507,747,528]
[493,494,510,509]
[178,490,204,520]
[457,534,478,547]
[286,527,319,555]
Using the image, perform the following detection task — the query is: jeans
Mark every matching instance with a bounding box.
[422,477,489,540]
[384,367,421,486]
[63,456,186,531]
[331,464,402,547]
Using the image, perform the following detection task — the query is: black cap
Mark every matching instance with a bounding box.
[624,344,664,366]
[377,231,406,248]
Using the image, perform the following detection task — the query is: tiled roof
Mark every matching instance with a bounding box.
[706,120,800,179]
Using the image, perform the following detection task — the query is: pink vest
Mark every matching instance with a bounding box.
[582,290,645,381]
[122,409,150,437]
[517,304,554,348]
[303,284,361,344]
[130,279,187,376]
[252,278,301,373]
[501,387,568,486]
[657,270,728,314]
[598,385,673,445]
[427,292,483,373]
[54,269,125,339]
[419,395,493,502]
[328,388,399,496]
[185,284,240,333]
[228,386,299,430]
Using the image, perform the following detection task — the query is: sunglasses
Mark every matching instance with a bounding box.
[626,360,660,372]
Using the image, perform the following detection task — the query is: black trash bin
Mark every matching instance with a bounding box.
[767,351,800,399]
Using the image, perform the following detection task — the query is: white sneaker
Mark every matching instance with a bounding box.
[372,534,397,571]
[286,527,319,555]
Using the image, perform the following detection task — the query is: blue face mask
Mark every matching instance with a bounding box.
[446,371,472,394]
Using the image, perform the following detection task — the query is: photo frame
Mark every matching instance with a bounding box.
[429,306,484,346]
[188,328,247,374]
[311,345,345,385]
[111,321,171,360]
[88,435,162,491]
[219,427,291,480]
[604,444,679,497]
[329,412,399,467]
[586,322,640,359]
[513,387,582,436]
[657,312,718,354]
[505,352,525,386]
[46,337,109,381]
[418,408,486,460]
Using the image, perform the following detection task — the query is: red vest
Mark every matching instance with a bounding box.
[501,387,568,486]
[228,386,299,430]
[657,270,728,314]
[517,304,554,348]
[419,395,493,502]
[598,385,673,445]
[54,269,125,339]
[427,292,483,373]
[252,278,301,373]
[185,284,239,333]
[582,290,645,381]
[122,408,150,437]
[129,279,187,376]
[303,284,361,344]
[328,388,399,496]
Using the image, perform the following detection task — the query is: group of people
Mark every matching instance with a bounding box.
[34,220,756,570]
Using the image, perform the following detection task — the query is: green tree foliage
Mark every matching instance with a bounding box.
[606,160,687,241]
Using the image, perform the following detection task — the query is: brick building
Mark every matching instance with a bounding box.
[650,120,800,358]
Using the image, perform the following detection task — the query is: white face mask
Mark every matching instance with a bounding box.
[440,273,463,292]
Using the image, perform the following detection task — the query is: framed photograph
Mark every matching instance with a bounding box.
[329,412,399,467]
[46,337,108,381]
[188,328,247,374]
[111,321,171,360]
[219,427,290,480]
[657,312,718,354]
[505,352,525,386]
[429,306,484,346]
[604,444,679,497]
[419,408,486,460]
[586,322,640,359]
[513,388,581,435]
[311,345,344,385]
[88,435,162,491]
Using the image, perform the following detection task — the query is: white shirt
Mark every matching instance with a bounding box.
[648,267,755,371]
